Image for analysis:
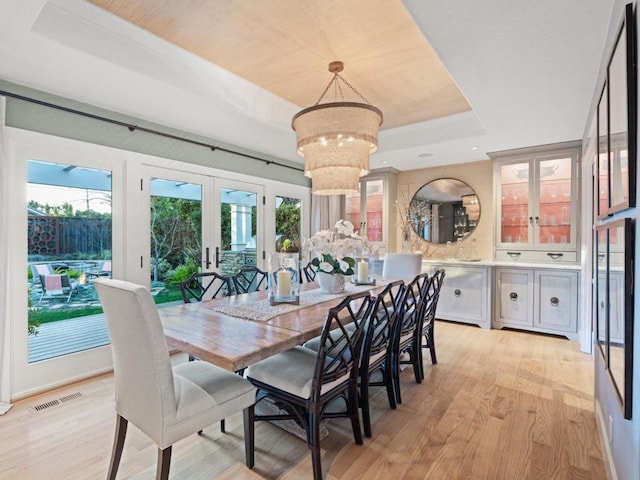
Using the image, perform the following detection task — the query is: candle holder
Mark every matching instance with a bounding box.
[268,253,300,305]
[352,254,375,285]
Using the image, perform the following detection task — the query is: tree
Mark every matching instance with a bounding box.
[150,197,201,281]
[276,199,301,248]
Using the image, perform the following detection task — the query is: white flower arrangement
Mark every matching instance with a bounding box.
[302,220,376,275]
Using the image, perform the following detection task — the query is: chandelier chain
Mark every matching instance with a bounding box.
[314,73,372,106]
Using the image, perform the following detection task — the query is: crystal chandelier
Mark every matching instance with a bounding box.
[292,61,383,195]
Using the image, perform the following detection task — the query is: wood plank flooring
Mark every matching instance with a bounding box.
[0,321,606,479]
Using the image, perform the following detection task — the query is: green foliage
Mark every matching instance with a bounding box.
[282,239,294,250]
[276,199,301,248]
[153,285,183,304]
[166,261,199,286]
[150,196,202,281]
[221,203,231,250]
[64,269,81,279]
[29,306,105,324]
[310,254,356,276]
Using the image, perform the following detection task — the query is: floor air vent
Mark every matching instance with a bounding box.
[32,392,83,412]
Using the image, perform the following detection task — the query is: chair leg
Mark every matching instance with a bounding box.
[360,373,372,438]
[309,411,323,480]
[348,386,363,445]
[156,446,172,480]
[428,325,438,365]
[411,347,422,384]
[243,405,255,469]
[107,415,128,480]
[383,362,396,410]
[393,351,402,405]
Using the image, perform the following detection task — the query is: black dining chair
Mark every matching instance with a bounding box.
[419,268,446,379]
[303,280,406,438]
[179,271,236,303]
[246,291,374,480]
[233,266,269,293]
[393,272,431,404]
[358,279,406,437]
[302,262,317,282]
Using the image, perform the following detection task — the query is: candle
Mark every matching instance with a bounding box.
[277,270,291,298]
[357,260,369,282]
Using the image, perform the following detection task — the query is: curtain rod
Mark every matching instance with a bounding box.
[0,89,304,173]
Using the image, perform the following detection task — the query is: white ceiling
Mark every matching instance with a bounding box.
[0,0,614,171]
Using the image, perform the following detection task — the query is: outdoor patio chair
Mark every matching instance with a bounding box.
[31,264,79,304]
[88,260,112,278]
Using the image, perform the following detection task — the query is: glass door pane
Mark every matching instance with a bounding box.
[499,162,529,244]
[345,188,362,235]
[216,181,263,277]
[149,178,203,305]
[364,179,384,242]
[27,160,112,363]
[537,157,572,246]
[275,195,301,252]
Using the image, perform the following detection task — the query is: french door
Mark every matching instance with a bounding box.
[10,130,123,398]
[143,168,213,304]
[139,167,264,293]
[214,178,264,276]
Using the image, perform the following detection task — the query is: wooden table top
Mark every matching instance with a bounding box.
[160,281,385,372]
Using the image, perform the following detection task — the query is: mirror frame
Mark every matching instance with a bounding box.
[409,178,480,245]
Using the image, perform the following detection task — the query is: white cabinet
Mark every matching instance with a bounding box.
[491,143,580,264]
[494,267,579,340]
[423,262,492,329]
[345,168,398,253]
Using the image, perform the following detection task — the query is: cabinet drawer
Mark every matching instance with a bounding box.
[496,269,533,326]
[495,249,578,264]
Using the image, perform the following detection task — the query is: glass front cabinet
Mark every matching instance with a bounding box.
[344,168,398,254]
[492,144,580,264]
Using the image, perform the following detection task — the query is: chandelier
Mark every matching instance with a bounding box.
[292,61,383,195]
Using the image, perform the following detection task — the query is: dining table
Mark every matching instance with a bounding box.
[159,280,387,372]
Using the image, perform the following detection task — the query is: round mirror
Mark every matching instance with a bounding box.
[410,178,480,244]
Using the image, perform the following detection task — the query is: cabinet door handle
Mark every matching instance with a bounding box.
[454,289,461,297]
[507,251,521,259]
[535,216,539,225]
[547,252,564,260]
[600,300,605,308]
[598,253,605,260]
[510,292,518,301]
[529,216,533,225]
[550,297,560,307]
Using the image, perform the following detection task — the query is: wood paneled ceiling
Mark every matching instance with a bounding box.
[88,0,470,130]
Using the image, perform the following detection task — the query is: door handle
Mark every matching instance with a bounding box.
[215,246,221,268]
[205,247,212,269]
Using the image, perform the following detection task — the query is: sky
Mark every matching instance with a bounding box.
[27,184,112,214]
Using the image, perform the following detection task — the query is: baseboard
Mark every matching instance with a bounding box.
[594,399,618,480]
[11,366,113,402]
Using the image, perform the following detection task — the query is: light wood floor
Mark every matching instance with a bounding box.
[0,321,606,480]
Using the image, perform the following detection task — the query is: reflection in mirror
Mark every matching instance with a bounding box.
[609,221,626,405]
[595,226,608,361]
[410,178,480,244]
